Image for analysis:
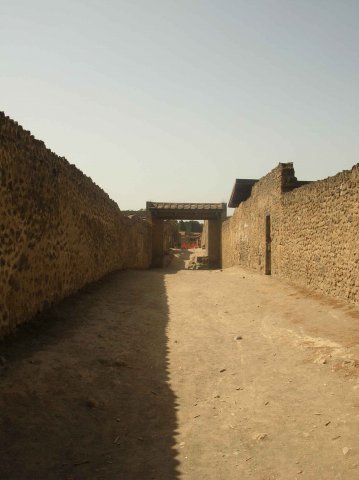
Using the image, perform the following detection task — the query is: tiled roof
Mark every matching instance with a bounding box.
[146,202,226,219]
[147,202,224,210]
[228,179,258,208]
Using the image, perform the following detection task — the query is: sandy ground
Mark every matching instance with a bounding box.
[2,249,359,479]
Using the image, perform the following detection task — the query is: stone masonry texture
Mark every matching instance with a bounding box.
[0,112,151,337]
[222,162,359,305]
[163,220,180,252]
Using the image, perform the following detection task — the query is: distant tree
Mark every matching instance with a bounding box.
[190,221,203,233]
[177,220,203,233]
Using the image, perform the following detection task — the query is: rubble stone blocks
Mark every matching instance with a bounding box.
[0,112,152,337]
[222,162,359,306]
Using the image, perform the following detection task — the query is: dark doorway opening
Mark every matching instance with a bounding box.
[265,215,271,275]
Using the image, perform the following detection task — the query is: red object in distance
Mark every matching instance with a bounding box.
[181,242,199,249]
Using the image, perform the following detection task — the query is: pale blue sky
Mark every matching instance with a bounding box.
[1,0,358,210]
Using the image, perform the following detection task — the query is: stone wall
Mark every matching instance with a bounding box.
[0,112,151,337]
[280,167,359,303]
[122,210,180,254]
[163,221,180,253]
[222,163,359,305]
[201,221,208,252]
[222,163,291,273]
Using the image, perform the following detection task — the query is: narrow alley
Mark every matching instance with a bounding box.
[1,252,359,480]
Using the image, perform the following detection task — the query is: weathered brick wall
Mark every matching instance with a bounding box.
[0,113,151,337]
[222,163,359,305]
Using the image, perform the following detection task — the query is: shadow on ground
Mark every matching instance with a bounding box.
[0,269,179,480]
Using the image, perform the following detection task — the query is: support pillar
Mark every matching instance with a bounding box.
[208,219,222,269]
[151,217,164,268]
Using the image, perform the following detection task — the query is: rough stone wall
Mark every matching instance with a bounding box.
[0,112,151,337]
[222,163,359,305]
[201,221,208,252]
[123,211,180,254]
[222,163,291,273]
[280,166,359,303]
[163,221,180,252]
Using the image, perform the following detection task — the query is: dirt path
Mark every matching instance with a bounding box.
[2,251,359,479]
